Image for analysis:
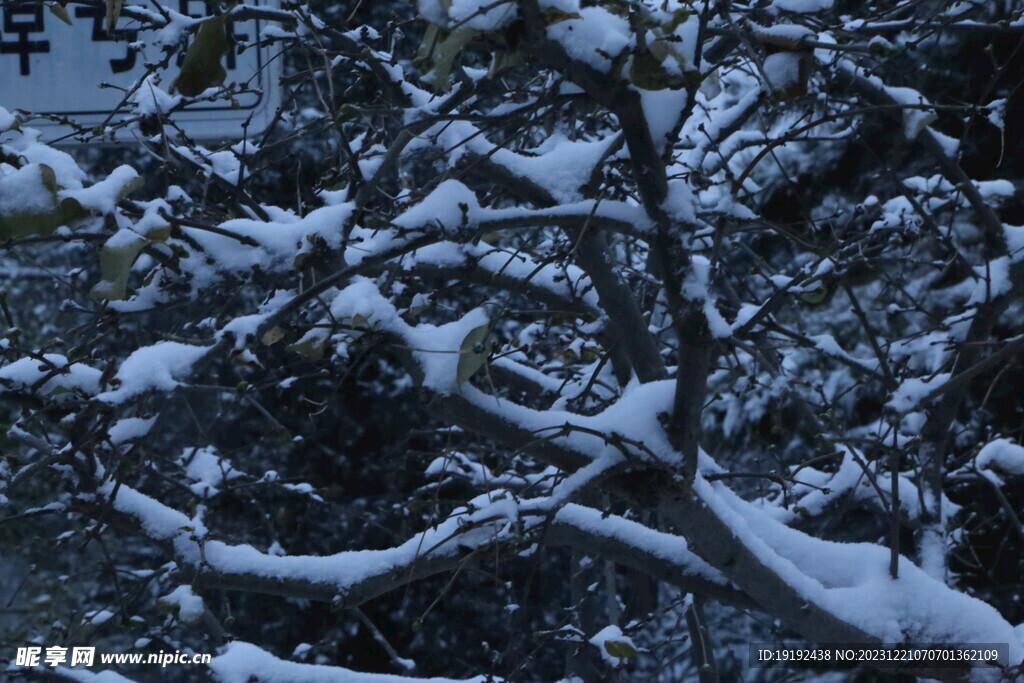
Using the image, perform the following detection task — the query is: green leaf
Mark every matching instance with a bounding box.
[456,323,490,385]
[38,163,58,194]
[603,640,637,659]
[630,51,675,91]
[0,164,65,239]
[798,285,830,305]
[59,197,89,224]
[117,174,145,202]
[662,8,690,32]
[139,219,171,242]
[172,16,228,96]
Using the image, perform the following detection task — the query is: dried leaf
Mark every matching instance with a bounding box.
[261,326,285,346]
[48,3,73,26]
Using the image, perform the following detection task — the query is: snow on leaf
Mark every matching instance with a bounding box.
[589,625,636,666]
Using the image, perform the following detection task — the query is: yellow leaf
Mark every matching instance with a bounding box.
[89,229,149,301]
[630,51,677,91]
[104,0,123,35]
[456,323,490,385]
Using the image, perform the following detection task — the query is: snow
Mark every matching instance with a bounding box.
[973,439,1024,483]
[546,7,630,73]
[4,8,1020,678]
[886,373,950,412]
[929,128,961,157]
[97,341,213,404]
[488,134,617,203]
[460,378,681,465]
[681,255,730,338]
[0,354,102,396]
[0,164,58,215]
[781,446,956,524]
[638,88,687,152]
[448,0,516,31]
[0,106,15,130]
[210,641,489,683]
[884,85,937,140]
[986,98,1007,131]
[588,625,636,666]
[105,479,520,603]
[808,334,875,371]
[83,609,115,625]
[51,668,135,682]
[662,178,695,223]
[1005,224,1024,262]
[178,447,244,498]
[61,165,140,215]
[100,480,203,545]
[160,585,206,623]
[393,180,479,232]
[129,75,182,115]
[771,0,833,12]
[976,179,1014,201]
[154,8,199,46]
[694,474,1023,663]
[329,277,491,393]
[552,504,727,585]
[183,202,354,279]
[408,239,599,312]
[486,199,652,232]
[194,141,260,186]
[108,417,156,445]
[763,52,802,90]
[686,88,763,170]
[968,257,1012,305]
[2,128,86,189]
[417,0,447,25]
[752,22,815,43]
